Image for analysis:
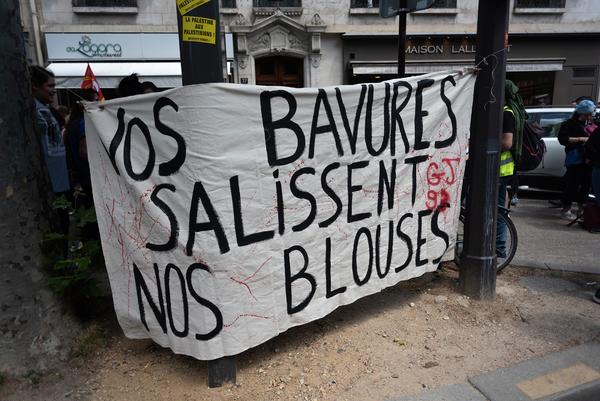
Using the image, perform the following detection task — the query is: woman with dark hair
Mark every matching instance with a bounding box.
[31,65,70,194]
[558,99,595,219]
[31,65,71,249]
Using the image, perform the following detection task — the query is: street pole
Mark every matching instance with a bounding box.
[397,0,407,78]
[174,0,234,387]
[459,0,510,300]
[175,0,223,85]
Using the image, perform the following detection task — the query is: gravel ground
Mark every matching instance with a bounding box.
[2,265,599,401]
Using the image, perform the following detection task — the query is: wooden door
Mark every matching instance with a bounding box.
[255,56,304,87]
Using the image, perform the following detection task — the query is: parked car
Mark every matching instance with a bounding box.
[518,106,574,190]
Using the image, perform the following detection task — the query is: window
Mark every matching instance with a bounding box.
[515,0,565,8]
[350,0,379,7]
[253,0,301,7]
[431,0,457,7]
[527,112,571,137]
[72,0,137,6]
[221,0,236,7]
[573,68,596,78]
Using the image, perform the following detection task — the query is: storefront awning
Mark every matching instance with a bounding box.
[47,62,183,88]
[349,58,565,76]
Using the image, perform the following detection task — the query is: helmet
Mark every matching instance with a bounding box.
[575,99,596,114]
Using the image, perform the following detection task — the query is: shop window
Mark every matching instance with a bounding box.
[507,71,556,106]
[72,0,137,6]
[514,0,565,8]
[222,0,236,7]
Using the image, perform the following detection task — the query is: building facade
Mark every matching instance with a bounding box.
[23,0,600,104]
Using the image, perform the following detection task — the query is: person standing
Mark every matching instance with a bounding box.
[589,128,600,303]
[558,99,595,219]
[586,126,600,208]
[497,81,526,258]
[31,66,70,240]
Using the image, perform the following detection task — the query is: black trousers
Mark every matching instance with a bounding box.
[561,164,591,208]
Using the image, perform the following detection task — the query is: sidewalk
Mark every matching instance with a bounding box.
[510,198,600,274]
[392,342,600,401]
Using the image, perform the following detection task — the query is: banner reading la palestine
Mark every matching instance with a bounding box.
[85,70,476,360]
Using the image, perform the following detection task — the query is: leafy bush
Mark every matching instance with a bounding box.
[43,196,105,312]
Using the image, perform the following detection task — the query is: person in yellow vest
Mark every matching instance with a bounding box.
[497,103,516,258]
[497,81,526,259]
[496,79,527,258]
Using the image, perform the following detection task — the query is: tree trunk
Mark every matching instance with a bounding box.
[0,0,77,374]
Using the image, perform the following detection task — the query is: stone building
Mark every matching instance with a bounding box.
[20,0,600,104]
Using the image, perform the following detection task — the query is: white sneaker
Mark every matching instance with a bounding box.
[560,210,576,220]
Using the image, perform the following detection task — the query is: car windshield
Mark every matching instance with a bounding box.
[527,111,573,137]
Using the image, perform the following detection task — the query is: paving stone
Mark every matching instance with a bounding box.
[469,342,600,401]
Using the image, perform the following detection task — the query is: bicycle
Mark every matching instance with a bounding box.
[454,204,518,273]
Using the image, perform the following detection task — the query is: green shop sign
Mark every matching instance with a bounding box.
[66,35,123,58]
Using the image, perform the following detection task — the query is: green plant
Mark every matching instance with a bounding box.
[43,197,104,308]
[0,372,6,387]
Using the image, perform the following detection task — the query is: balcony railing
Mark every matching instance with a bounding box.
[350,0,379,7]
[515,0,565,7]
[431,0,457,8]
[72,0,137,6]
[350,0,456,9]
[221,0,236,7]
[253,0,301,7]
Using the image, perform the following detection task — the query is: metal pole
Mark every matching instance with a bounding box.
[175,0,224,85]
[174,0,234,387]
[397,1,407,78]
[207,356,237,387]
[459,0,510,300]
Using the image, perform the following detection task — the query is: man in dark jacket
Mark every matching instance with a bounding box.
[557,100,595,219]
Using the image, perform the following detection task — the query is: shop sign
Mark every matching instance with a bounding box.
[405,45,444,54]
[403,39,511,56]
[66,35,122,58]
[45,33,180,61]
[451,44,476,54]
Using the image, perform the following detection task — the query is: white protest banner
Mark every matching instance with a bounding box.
[85,70,476,360]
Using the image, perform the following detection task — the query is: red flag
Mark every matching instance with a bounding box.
[81,64,104,101]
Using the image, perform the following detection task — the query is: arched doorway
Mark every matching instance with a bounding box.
[255,56,304,87]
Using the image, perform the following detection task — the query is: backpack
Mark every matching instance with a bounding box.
[517,121,546,172]
[584,127,600,164]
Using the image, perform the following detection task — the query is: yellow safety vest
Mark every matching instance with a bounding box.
[500,106,515,177]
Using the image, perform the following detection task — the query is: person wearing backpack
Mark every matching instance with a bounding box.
[557,100,595,219]
[497,81,526,258]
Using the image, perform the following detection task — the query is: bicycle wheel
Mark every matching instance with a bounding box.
[454,208,518,273]
[496,211,518,273]
[454,209,465,265]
